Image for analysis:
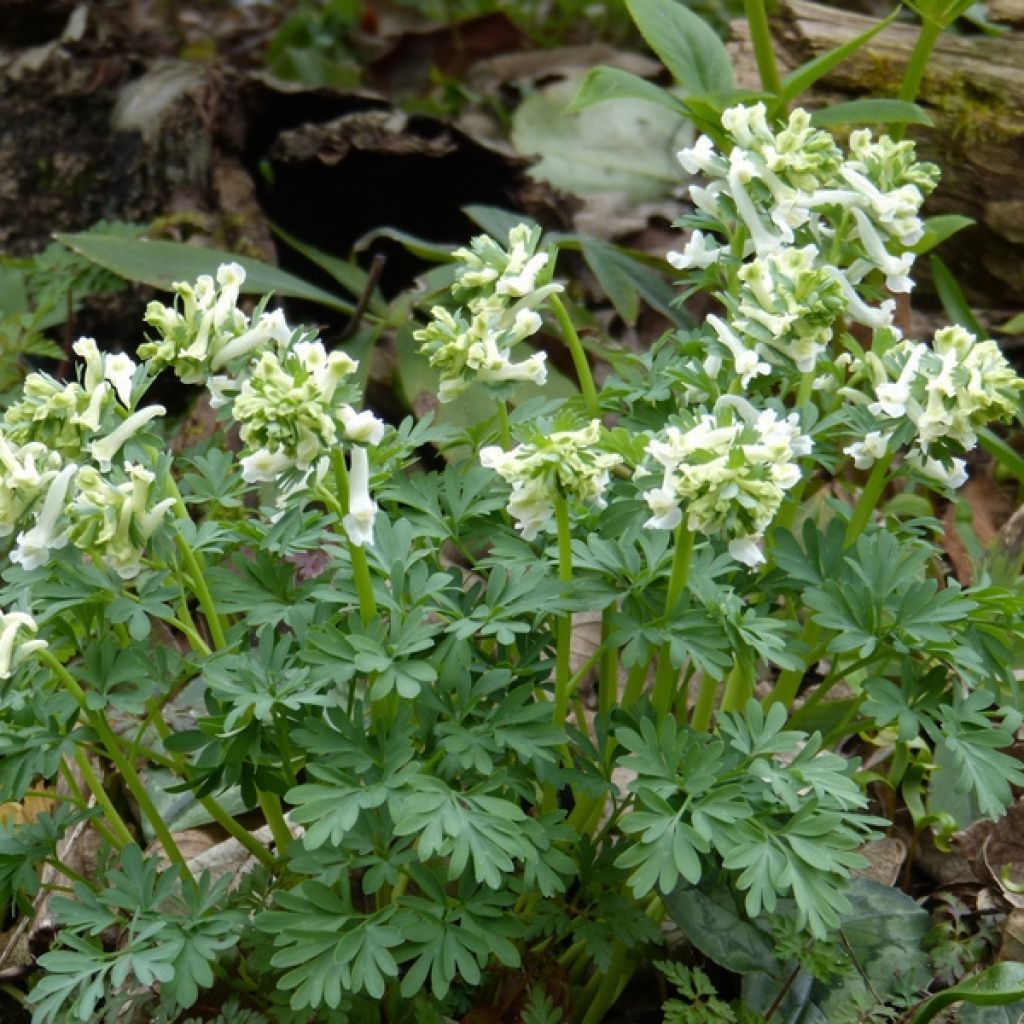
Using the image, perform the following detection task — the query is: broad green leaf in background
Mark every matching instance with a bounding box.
[931,254,985,336]
[909,963,1024,1023]
[512,78,691,201]
[568,66,688,116]
[662,875,779,975]
[912,214,975,255]
[809,98,932,127]
[741,879,932,1022]
[268,221,387,317]
[579,238,688,326]
[54,233,356,313]
[997,312,1024,333]
[624,0,735,94]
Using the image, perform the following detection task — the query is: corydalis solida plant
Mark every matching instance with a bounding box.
[0,104,1021,1024]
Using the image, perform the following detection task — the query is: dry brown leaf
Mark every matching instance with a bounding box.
[852,836,907,886]
[942,471,1013,585]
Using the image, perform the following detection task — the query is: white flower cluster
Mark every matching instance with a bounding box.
[0,611,45,681]
[142,266,385,544]
[480,421,622,541]
[141,263,292,384]
[142,264,386,546]
[640,400,811,567]
[0,339,172,578]
[669,103,939,383]
[843,325,1023,489]
[414,224,560,402]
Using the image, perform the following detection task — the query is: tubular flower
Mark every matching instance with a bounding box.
[640,402,811,568]
[231,340,383,481]
[415,224,560,403]
[342,446,378,548]
[0,611,46,680]
[67,464,175,580]
[452,223,557,303]
[729,245,847,373]
[9,462,77,571]
[0,439,61,538]
[668,103,940,373]
[480,421,623,541]
[140,263,293,383]
[857,326,1022,456]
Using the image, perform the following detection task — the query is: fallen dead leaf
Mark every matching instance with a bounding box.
[852,836,907,886]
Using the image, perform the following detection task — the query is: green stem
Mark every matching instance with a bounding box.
[165,476,229,650]
[175,533,228,650]
[844,453,893,547]
[258,790,294,856]
[621,663,649,709]
[897,14,943,108]
[744,0,783,98]
[652,523,694,719]
[44,652,187,869]
[719,658,753,713]
[551,491,574,727]
[691,673,720,732]
[768,620,822,709]
[580,943,630,1024]
[332,450,377,626]
[73,747,134,848]
[549,293,599,419]
[496,400,512,449]
[146,705,278,870]
[598,603,618,719]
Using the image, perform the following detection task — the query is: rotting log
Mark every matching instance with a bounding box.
[730,1,1024,321]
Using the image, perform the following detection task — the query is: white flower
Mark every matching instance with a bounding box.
[667,229,722,271]
[88,406,166,473]
[642,485,683,531]
[72,337,104,393]
[213,262,245,325]
[728,536,765,568]
[339,407,386,446]
[678,135,717,176]
[10,462,77,571]
[505,475,552,541]
[911,452,968,490]
[0,611,46,679]
[241,448,293,484]
[206,375,236,409]
[849,208,915,293]
[210,309,293,371]
[844,430,891,469]
[706,314,771,389]
[342,446,377,547]
[104,353,138,407]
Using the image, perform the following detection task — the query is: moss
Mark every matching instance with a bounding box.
[927,73,1022,149]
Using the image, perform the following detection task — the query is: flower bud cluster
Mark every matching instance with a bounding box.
[640,401,811,567]
[843,325,1022,488]
[414,224,560,402]
[230,340,383,483]
[0,339,173,578]
[141,264,387,547]
[480,421,622,541]
[141,263,292,384]
[669,103,939,383]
